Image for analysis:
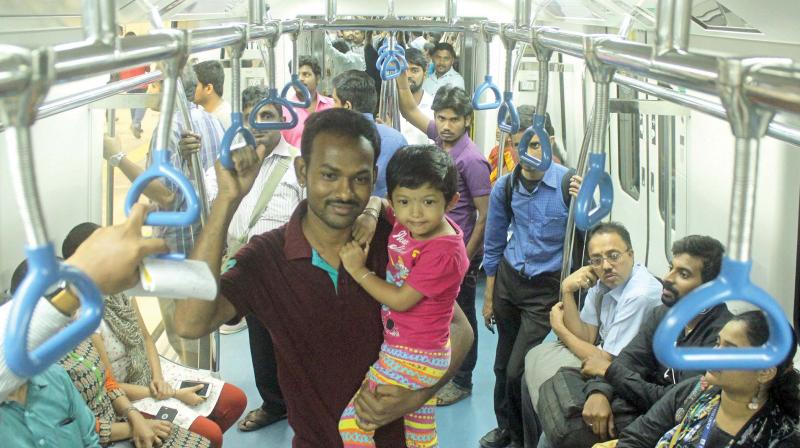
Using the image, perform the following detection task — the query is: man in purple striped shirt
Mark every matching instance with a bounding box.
[396,73,491,407]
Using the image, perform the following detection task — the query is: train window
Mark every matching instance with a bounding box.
[617,84,640,200]
[658,115,676,229]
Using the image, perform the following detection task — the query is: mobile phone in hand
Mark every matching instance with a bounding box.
[179,380,211,398]
[156,406,178,422]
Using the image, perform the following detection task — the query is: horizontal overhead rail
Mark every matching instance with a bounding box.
[37,71,163,119]
[613,74,800,147]
[483,24,800,129]
[300,17,478,33]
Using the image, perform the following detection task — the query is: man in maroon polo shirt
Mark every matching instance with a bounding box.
[173,108,474,447]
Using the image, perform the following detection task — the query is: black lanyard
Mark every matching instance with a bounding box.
[697,403,721,448]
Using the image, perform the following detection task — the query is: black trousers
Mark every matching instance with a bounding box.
[453,258,480,389]
[246,314,286,414]
[492,258,559,444]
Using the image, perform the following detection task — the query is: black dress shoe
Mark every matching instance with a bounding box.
[480,428,511,448]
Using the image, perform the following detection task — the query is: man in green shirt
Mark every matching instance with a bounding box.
[0,364,100,447]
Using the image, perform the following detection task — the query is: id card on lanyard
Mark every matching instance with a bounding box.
[697,403,721,448]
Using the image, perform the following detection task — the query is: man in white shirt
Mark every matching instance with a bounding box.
[495,222,661,448]
[203,85,302,431]
[194,60,231,129]
[422,42,465,96]
[400,48,435,145]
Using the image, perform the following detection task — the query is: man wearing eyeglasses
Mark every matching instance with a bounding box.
[521,223,662,440]
[479,109,582,448]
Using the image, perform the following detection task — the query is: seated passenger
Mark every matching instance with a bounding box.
[331,69,408,198]
[0,364,100,447]
[524,222,662,414]
[616,311,800,447]
[337,145,469,447]
[61,222,247,448]
[479,110,582,448]
[59,339,211,447]
[422,42,465,96]
[0,204,167,401]
[529,235,733,447]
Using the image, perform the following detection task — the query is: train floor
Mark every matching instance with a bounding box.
[218,274,506,447]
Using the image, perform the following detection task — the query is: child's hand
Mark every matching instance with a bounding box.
[352,213,378,246]
[339,241,368,275]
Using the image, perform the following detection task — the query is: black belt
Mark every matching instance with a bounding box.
[501,257,558,283]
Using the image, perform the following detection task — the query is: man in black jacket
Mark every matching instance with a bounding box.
[524,235,732,447]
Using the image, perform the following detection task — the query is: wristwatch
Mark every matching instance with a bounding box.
[108,151,126,167]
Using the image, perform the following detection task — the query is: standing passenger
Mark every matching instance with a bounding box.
[171,109,474,447]
[331,70,407,198]
[194,60,232,128]
[422,43,465,96]
[203,86,304,431]
[280,55,334,147]
[397,73,491,407]
[400,48,435,146]
[479,110,582,448]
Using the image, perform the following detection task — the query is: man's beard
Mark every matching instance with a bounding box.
[409,81,421,94]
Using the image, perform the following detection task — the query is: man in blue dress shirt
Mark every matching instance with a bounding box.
[480,111,581,448]
[331,70,407,198]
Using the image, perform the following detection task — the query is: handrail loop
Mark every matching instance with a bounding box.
[496,26,520,134]
[574,36,616,231]
[653,57,796,370]
[280,22,312,109]
[250,24,299,131]
[472,22,502,110]
[124,29,200,226]
[518,27,554,171]
[376,36,408,81]
[219,25,257,170]
[2,46,104,377]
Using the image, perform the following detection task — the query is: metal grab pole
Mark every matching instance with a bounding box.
[105,108,115,226]
[495,27,517,181]
[655,0,692,56]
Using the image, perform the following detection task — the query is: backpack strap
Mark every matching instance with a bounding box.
[561,168,577,207]
[503,164,522,223]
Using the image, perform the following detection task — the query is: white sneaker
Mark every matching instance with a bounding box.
[220,319,248,334]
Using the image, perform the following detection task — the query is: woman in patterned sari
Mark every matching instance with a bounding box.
[60,339,211,448]
[615,311,800,448]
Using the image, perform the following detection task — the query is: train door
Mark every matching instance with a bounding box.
[645,105,689,276]
[608,84,649,260]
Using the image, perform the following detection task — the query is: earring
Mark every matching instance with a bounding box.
[748,384,764,410]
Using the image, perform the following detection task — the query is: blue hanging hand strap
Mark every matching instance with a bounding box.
[653,258,794,370]
[472,75,502,110]
[497,91,520,134]
[574,152,613,230]
[249,88,300,132]
[279,73,312,109]
[4,244,103,377]
[517,113,553,171]
[124,148,201,226]
[218,111,257,171]
[379,50,408,81]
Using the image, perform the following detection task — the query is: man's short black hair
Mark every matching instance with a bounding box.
[587,221,633,252]
[672,235,725,282]
[193,60,225,97]
[332,70,377,114]
[386,145,458,202]
[301,109,381,164]
[431,85,472,118]
[430,42,456,59]
[516,105,555,136]
[404,47,427,70]
[298,55,322,78]
[62,222,101,259]
[241,85,282,116]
